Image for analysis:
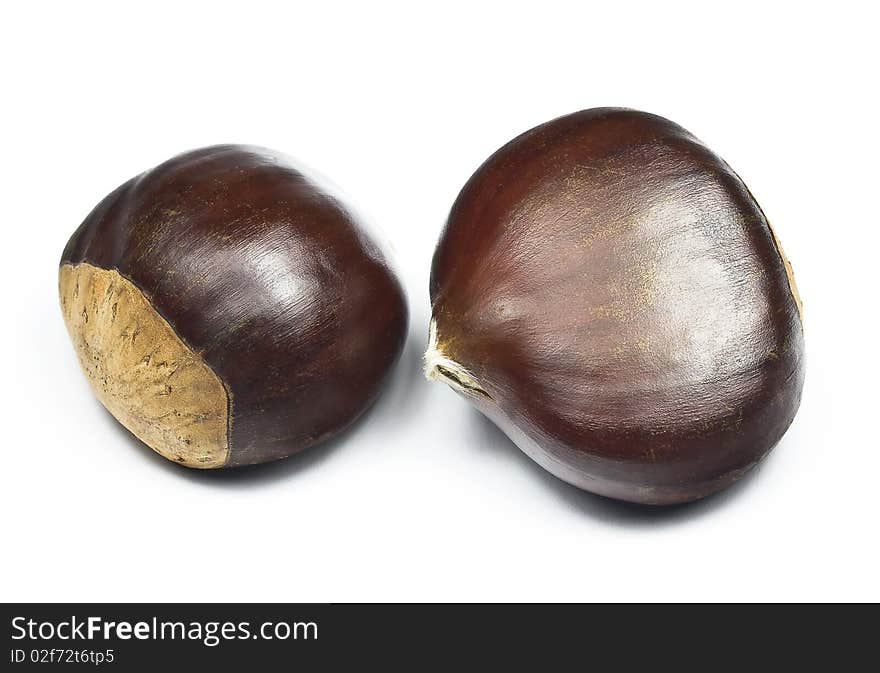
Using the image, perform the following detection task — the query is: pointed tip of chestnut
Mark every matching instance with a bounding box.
[423,318,490,399]
[428,108,805,505]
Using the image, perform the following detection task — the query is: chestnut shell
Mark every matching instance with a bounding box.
[427,108,804,505]
[62,145,407,467]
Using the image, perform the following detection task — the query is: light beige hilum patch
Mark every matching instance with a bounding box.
[59,262,229,467]
[766,222,803,321]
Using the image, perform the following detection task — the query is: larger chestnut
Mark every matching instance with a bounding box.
[60,145,407,468]
[425,108,804,505]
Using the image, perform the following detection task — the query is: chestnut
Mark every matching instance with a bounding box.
[60,145,407,468]
[425,108,804,505]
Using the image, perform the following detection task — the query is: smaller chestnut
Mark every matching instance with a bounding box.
[60,145,408,468]
[426,108,804,505]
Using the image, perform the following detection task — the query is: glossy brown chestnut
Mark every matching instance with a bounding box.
[60,145,407,468]
[425,108,804,505]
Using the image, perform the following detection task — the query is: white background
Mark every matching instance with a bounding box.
[2,1,877,602]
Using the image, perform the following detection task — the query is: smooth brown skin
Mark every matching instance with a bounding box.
[429,108,804,505]
[62,145,408,467]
